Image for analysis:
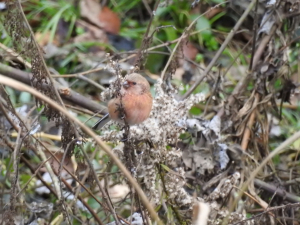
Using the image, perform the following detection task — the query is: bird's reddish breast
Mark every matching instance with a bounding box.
[108,93,152,125]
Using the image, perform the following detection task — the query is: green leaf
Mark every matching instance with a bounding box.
[196,53,204,62]
[87,196,102,209]
[20,174,31,185]
[192,15,211,35]
[212,0,226,3]
[160,164,170,172]
[190,106,201,115]
[163,24,177,42]
[19,92,31,103]
[5,87,16,106]
[155,204,162,211]
[272,154,280,165]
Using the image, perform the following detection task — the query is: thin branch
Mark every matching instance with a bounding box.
[80,145,121,224]
[181,0,257,100]
[0,75,162,225]
[241,93,260,150]
[0,63,108,114]
[254,179,300,203]
[161,1,228,82]
[223,129,300,225]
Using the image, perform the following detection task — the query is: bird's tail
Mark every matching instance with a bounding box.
[92,114,111,130]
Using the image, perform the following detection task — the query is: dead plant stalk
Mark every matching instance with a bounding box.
[0,75,162,225]
[241,93,260,150]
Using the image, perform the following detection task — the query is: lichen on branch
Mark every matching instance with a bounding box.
[101,78,205,207]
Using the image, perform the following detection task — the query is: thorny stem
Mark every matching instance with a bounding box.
[217,22,278,118]
[222,118,300,225]
[16,0,82,164]
[34,138,131,224]
[134,0,160,71]
[181,0,257,100]
[0,129,58,198]
[143,0,160,43]
[58,28,227,78]
[222,10,282,225]
[15,0,64,107]
[56,171,106,225]
[0,76,163,225]
[0,84,127,224]
[158,165,184,224]
[80,144,121,224]
[161,1,228,83]
[1,85,62,203]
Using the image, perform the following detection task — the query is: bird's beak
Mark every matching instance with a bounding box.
[123,80,130,89]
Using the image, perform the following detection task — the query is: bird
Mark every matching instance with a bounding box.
[92,73,153,129]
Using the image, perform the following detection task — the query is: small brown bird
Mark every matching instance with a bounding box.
[93,73,153,129]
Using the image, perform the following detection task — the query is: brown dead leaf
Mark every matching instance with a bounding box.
[183,41,199,61]
[236,92,255,120]
[177,41,198,67]
[80,0,120,35]
[35,31,60,47]
[74,20,108,51]
[80,0,103,28]
[205,7,224,19]
[43,151,74,177]
[99,6,120,35]
[176,41,199,81]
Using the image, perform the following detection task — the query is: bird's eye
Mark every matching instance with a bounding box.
[132,82,137,85]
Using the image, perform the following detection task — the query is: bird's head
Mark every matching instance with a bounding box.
[122,73,150,95]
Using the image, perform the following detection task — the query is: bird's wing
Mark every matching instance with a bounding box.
[92,113,111,130]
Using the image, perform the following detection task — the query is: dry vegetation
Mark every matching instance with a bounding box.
[1,0,300,224]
